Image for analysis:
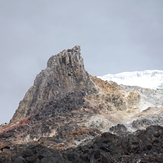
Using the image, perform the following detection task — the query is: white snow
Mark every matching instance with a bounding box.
[98,70,163,89]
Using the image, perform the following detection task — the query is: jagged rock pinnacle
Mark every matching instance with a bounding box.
[10,46,96,123]
[47,45,83,69]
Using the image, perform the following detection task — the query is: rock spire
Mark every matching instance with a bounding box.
[10,45,96,123]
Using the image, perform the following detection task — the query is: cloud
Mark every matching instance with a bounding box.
[0,0,163,123]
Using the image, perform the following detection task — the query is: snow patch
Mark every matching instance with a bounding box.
[98,70,163,89]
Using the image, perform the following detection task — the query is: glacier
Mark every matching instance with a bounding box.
[98,70,163,89]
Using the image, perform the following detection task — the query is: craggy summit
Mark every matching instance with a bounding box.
[10,45,96,124]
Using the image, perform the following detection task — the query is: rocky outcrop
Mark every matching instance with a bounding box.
[131,107,163,130]
[121,84,163,111]
[10,46,96,124]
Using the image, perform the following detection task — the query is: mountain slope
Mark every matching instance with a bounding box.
[1,46,163,143]
[98,70,163,89]
[1,46,163,162]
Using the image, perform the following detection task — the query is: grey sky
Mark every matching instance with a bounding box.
[0,0,163,124]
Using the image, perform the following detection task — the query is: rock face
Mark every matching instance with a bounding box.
[10,45,96,123]
[1,46,163,162]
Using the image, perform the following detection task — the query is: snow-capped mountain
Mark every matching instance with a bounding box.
[98,70,163,89]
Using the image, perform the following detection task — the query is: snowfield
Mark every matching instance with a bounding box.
[98,70,163,89]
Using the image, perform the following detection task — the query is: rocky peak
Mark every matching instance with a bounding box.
[47,45,83,69]
[10,46,96,123]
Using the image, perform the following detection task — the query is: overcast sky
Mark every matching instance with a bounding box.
[0,0,163,124]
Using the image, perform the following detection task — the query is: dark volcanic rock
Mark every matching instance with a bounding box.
[61,125,163,162]
[1,125,163,162]
[131,111,163,130]
[109,124,128,135]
